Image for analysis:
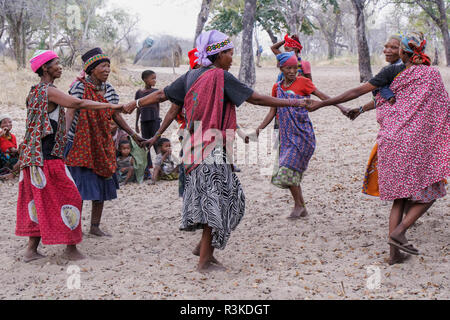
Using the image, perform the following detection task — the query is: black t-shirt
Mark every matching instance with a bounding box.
[368,64,406,88]
[163,67,254,108]
[135,88,160,121]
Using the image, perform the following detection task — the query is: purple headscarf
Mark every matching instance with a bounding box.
[195,30,234,67]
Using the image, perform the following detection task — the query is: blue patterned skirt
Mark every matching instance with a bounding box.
[64,140,119,201]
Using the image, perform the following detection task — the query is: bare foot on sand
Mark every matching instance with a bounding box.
[197,261,227,273]
[24,249,46,263]
[63,245,86,261]
[287,206,308,219]
[89,226,111,237]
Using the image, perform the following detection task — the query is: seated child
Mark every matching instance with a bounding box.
[151,138,179,184]
[110,118,129,150]
[116,140,135,185]
[0,115,19,173]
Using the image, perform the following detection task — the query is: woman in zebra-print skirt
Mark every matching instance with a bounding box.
[123,30,309,272]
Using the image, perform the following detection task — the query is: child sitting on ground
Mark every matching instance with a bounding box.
[151,138,179,184]
[0,115,19,179]
[116,140,135,185]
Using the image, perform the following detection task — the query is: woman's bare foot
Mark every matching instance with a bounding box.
[24,249,45,263]
[63,245,85,261]
[89,225,111,237]
[197,261,226,273]
[287,206,308,219]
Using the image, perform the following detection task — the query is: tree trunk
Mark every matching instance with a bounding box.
[435,0,450,66]
[351,0,372,82]
[48,0,53,51]
[327,38,336,60]
[238,0,257,88]
[258,20,277,44]
[193,0,213,47]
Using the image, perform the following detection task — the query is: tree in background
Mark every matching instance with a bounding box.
[311,0,346,60]
[238,0,257,87]
[393,0,449,67]
[0,0,43,68]
[0,0,139,68]
[193,0,214,47]
[351,0,373,82]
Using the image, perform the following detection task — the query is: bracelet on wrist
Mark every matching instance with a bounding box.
[136,99,141,109]
[359,106,365,114]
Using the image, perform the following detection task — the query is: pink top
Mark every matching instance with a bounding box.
[300,60,311,75]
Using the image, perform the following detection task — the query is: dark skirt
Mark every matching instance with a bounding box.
[64,140,119,201]
[180,147,245,250]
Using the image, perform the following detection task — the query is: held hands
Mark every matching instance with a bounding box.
[346,107,361,120]
[122,101,137,114]
[142,135,158,149]
[305,100,322,112]
[131,133,146,148]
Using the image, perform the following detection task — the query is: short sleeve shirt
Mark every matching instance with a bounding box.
[272,76,316,97]
[163,66,254,107]
[368,64,406,88]
[135,88,160,121]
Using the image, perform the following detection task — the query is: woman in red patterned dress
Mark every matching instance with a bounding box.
[307,34,449,265]
[16,50,122,262]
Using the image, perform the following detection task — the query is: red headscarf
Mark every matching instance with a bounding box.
[188,48,200,69]
[284,34,303,53]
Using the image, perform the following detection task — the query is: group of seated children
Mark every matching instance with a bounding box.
[113,70,179,186]
[0,114,19,180]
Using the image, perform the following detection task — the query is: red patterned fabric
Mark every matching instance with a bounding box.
[16,159,82,245]
[64,78,117,178]
[284,34,303,52]
[376,65,449,200]
[0,133,17,153]
[182,68,237,174]
[19,83,66,169]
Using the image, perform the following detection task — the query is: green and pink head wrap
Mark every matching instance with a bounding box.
[29,50,59,73]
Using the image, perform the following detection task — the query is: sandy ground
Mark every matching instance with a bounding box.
[0,62,449,300]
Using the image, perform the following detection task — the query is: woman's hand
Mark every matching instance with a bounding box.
[131,133,146,148]
[123,101,137,114]
[337,105,350,116]
[305,100,323,112]
[346,107,361,120]
[142,136,158,149]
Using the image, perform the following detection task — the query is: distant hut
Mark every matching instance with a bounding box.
[134,36,182,67]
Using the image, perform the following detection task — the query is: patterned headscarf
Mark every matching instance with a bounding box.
[82,47,110,74]
[400,33,431,66]
[195,30,234,67]
[284,34,303,53]
[276,52,298,67]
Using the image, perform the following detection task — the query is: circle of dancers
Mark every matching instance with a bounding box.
[6,29,449,271]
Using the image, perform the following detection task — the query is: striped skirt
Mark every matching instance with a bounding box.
[180,147,245,250]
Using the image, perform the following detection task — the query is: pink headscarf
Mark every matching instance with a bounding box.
[29,50,59,73]
[195,30,234,67]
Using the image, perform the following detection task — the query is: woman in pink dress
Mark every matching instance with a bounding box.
[307,33,449,265]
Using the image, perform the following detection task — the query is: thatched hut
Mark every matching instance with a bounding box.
[134,36,182,68]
